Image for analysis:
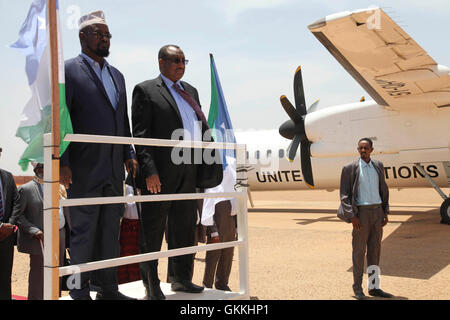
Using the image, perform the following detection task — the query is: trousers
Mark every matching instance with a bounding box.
[139,165,198,290]
[118,218,141,284]
[0,232,15,300]
[352,206,383,293]
[203,201,236,289]
[68,179,123,299]
[28,229,66,300]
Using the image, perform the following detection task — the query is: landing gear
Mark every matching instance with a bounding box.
[414,163,449,225]
[247,187,255,208]
[441,198,450,225]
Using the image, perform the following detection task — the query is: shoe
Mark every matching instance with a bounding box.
[368,289,394,298]
[215,285,232,292]
[171,280,204,293]
[95,291,137,300]
[354,291,367,300]
[203,283,213,289]
[72,295,93,300]
[144,286,166,300]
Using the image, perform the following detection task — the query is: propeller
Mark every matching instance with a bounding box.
[279,66,316,189]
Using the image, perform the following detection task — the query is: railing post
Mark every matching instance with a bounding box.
[43,133,60,300]
[56,134,249,300]
[236,145,250,298]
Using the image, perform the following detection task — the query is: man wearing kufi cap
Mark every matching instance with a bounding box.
[78,10,107,30]
[60,10,138,300]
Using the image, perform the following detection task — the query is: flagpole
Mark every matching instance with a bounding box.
[43,0,60,300]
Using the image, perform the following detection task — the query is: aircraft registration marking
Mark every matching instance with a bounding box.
[375,79,412,97]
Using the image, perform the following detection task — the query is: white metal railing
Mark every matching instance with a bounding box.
[43,133,249,300]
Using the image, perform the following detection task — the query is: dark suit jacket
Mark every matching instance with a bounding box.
[0,169,21,227]
[338,159,389,223]
[14,180,70,255]
[131,75,218,191]
[15,180,43,255]
[61,55,134,185]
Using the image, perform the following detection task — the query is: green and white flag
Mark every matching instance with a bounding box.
[10,0,72,171]
[201,54,238,226]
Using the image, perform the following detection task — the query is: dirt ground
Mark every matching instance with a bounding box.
[11,187,450,300]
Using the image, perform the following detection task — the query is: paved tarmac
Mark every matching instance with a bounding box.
[11,187,450,300]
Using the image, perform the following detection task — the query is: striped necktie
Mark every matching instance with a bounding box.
[173,84,209,128]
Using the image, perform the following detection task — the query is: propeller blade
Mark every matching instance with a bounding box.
[307,99,320,113]
[280,95,302,123]
[286,134,301,162]
[300,141,314,188]
[293,66,307,116]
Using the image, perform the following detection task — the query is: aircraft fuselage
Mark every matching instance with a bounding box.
[236,100,450,191]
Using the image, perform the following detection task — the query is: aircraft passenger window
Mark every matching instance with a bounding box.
[267,150,272,157]
[255,150,260,159]
[279,149,284,158]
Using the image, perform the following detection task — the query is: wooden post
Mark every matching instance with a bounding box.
[43,0,60,300]
[236,146,250,299]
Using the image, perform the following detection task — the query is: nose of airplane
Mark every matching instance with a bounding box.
[279,119,307,141]
[279,119,296,140]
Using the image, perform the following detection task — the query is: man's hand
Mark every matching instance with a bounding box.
[60,166,72,189]
[146,174,162,194]
[208,235,220,244]
[351,216,361,231]
[0,223,16,241]
[125,159,139,179]
[382,215,389,227]
[34,230,44,242]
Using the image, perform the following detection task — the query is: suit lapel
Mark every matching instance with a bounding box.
[33,180,43,203]
[78,55,116,111]
[107,65,122,107]
[181,82,198,104]
[180,82,210,136]
[372,160,383,180]
[156,76,182,124]
[0,170,6,209]
[0,170,6,191]
[352,160,360,202]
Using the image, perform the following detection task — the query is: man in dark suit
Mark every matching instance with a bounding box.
[0,147,21,300]
[15,163,68,300]
[339,138,393,300]
[132,45,220,300]
[60,11,137,300]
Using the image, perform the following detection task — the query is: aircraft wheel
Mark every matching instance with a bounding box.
[440,198,450,225]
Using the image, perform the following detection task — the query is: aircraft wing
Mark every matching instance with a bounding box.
[308,7,450,109]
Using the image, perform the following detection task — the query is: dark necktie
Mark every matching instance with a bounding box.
[173,84,209,128]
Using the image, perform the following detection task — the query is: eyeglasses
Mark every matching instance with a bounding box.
[85,31,112,39]
[164,57,189,65]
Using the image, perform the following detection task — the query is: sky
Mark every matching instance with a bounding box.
[0,0,449,175]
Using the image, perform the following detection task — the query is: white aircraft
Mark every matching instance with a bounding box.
[235,7,450,224]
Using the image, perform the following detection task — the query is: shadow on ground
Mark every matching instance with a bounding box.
[250,206,450,280]
[342,208,450,280]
